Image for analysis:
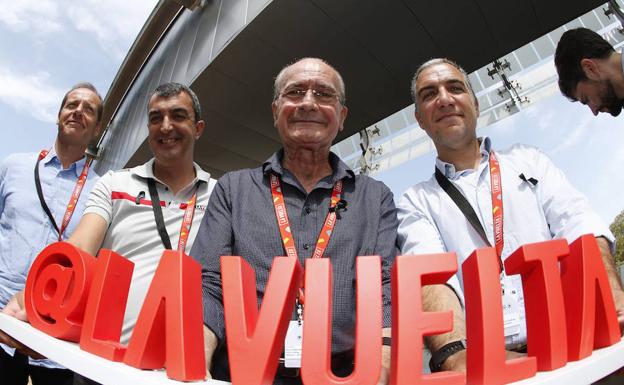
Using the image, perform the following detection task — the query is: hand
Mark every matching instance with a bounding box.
[0,292,45,359]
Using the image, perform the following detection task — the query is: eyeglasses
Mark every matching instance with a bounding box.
[280,88,341,104]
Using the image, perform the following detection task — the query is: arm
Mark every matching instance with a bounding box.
[67,171,113,255]
[596,237,624,328]
[423,284,467,371]
[67,213,108,255]
[190,177,234,373]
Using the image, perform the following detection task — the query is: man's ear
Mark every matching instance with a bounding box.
[415,107,423,128]
[271,101,278,125]
[194,120,205,140]
[580,58,602,81]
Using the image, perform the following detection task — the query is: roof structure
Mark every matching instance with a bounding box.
[95,0,606,177]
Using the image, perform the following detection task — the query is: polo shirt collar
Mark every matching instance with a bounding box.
[435,136,491,179]
[262,148,355,185]
[134,158,212,185]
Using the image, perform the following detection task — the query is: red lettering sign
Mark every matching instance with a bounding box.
[20,235,622,384]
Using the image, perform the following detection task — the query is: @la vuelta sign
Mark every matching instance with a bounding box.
[23,234,620,384]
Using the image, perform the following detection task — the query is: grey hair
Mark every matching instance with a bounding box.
[411,58,477,112]
[273,58,346,105]
[150,82,202,122]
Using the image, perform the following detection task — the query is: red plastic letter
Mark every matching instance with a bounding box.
[301,256,382,385]
[79,249,134,361]
[561,235,620,361]
[25,242,96,341]
[463,247,536,384]
[123,250,205,381]
[222,256,302,385]
[504,239,569,371]
[390,253,465,385]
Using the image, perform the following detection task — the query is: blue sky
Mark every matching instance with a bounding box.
[376,91,624,225]
[0,0,157,158]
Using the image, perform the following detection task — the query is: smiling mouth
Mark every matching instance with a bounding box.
[159,138,180,144]
[436,114,462,122]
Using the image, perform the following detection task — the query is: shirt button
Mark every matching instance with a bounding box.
[303,243,310,249]
[304,206,311,214]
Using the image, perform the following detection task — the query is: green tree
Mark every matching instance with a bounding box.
[610,210,624,267]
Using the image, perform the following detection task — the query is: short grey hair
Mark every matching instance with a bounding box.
[411,58,477,113]
[150,82,202,122]
[273,57,346,105]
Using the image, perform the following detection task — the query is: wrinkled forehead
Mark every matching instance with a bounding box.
[416,63,467,90]
[282,60,339,90]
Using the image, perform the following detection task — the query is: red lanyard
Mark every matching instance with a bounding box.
[35,149,91,241]
[270,173,343,303]
[489,151,504,265]
[270,173,342,261]
[177,191,198,252]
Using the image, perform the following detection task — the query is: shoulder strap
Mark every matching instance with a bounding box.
[434,167,491,247]
[148,178,172,250]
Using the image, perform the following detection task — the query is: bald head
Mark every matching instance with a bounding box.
[273,58,346,104]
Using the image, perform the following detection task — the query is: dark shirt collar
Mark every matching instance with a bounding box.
[263,149,355,189]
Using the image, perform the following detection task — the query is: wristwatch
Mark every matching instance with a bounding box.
[429,339,467,372]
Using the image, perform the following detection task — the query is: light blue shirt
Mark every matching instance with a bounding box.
[0,146,99,368]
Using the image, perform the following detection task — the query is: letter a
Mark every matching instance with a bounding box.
[561,235,620,361]
[123,250,205,381]
[301,256,382,385]
[222,256,302,385]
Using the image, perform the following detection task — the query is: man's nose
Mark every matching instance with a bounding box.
[299,89,318,110]
[161,115,174,131]
[436,87,454,107]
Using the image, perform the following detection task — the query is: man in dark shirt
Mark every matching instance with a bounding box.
[190,57,397,385]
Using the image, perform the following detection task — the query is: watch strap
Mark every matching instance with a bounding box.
[429,339,467,372]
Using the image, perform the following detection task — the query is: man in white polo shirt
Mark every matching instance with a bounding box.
[67,82,216,348]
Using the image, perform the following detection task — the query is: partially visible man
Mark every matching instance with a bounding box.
[397,58,624,373]
[555,27,624,116]
[0,83,103,385]
[191,58,397,384]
